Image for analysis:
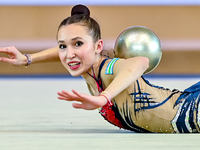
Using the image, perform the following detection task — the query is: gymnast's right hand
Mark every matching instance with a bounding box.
[0,46,27,66]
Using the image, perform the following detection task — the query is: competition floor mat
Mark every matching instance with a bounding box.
[0,76,199,150]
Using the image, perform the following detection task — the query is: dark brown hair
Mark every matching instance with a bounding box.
[58,4,101,43]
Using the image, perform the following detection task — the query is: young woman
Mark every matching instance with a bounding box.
[0,5,200,133]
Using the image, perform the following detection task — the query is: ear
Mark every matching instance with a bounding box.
[95,39,103,54]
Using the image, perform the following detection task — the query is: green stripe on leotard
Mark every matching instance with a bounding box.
[105,58,119,75]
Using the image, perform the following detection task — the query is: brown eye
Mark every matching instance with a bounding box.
[75,41,83,47]
[59,44,66,49]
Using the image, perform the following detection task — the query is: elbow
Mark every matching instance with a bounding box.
[137,56,149,71]
[143,57,149,70]
[123,56,150,74]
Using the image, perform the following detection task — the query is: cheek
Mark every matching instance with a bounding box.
[58,51,65,62]
[58,51,69,70]
[81,51,95,64]
[81,46,96,61]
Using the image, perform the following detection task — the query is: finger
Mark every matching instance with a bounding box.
[0,47,14,54]
[61,90,74,95]
[57,96,68,100]
[57,91,73,98]
[57,91,82,102]
[72,89,85,99]
[57,91,68,97]
[62,90,84,102]
[0,47,8,53]
[72,103,83,109]
[57,93,72,101]
[0,57,16,64]
[72,90,92,103]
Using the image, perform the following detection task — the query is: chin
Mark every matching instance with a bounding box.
[70,74,81,77]
[68,71,82,77]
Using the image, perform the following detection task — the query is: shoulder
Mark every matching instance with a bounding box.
[100,58,125,86]
[101,58,125,75]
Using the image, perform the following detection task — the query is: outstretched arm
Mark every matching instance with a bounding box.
[0,46,60,66]
[57,56,149,110]
[30,46,60,63]
[103,56,149,99]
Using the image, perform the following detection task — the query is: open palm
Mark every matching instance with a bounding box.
[57,89,107,110]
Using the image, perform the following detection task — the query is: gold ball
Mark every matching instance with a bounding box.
[114,26,162,74]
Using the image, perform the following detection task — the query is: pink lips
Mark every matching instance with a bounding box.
[68,61,81,70]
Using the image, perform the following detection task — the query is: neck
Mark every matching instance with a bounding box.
[82,55,106,95]
[82,55,103,78]
[82,56,107,87]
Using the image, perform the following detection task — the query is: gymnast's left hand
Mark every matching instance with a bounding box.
[0,46,27,66]
[57,89,107,110]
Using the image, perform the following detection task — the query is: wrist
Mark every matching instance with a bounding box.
[99,91,112,105]
[101,91,112,101]
[23,53,32,66]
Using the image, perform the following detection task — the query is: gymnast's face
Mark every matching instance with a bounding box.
[57,24,101,77]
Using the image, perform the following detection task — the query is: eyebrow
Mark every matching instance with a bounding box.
[72,37,82,41]
[58,37,83,43]
[58,40,65,43]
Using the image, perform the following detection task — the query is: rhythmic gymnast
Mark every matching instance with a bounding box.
[0,4,200,133]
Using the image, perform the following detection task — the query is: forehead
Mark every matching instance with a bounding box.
[58,24,89,39]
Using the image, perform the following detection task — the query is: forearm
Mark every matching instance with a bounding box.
[104,57,149,99]
[30,46,60,64]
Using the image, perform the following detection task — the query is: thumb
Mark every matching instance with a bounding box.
[72,103,83,109]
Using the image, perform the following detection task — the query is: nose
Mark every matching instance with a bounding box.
[67,46,76,59]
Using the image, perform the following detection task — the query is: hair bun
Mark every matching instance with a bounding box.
[71,4,90,17]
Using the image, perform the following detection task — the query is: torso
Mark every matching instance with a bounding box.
[111,76,181,133]
[86,58,200,133]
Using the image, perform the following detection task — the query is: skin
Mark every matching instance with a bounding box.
[58,24,103,77]
[0,46,60,66]
[56,23,149,110]
[57,24,108,109]
[0,23,149,111]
